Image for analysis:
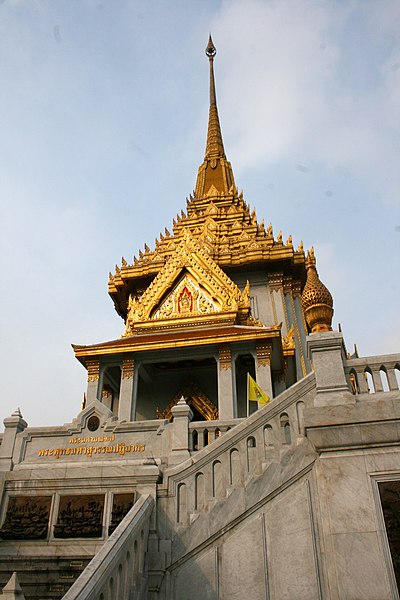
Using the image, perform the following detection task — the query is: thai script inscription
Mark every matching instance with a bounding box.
[69,435,115,444]
[37,442,145,459]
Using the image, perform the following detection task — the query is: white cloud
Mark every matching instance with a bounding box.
[210,0,400,204]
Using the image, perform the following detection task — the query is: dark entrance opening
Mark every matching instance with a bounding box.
[379,480,400,592]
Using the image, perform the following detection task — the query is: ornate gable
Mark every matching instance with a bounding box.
[124,233,250,336]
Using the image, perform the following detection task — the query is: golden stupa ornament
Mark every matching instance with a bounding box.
[301,248,333,333]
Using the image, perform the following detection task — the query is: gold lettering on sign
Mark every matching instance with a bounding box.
[69,435,115,444]
[37,442,145,459]
[256,343,272,367]
[122,357,135,379]
[86,359,100,383]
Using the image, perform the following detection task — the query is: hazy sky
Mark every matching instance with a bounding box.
[1,0,399,426]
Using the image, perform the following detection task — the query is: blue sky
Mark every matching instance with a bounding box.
[1,0,399,426]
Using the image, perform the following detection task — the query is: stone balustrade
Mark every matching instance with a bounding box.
[189,419,243,451]
[61,494,154,600]
[345,353,400,395]
[162,373,316,524]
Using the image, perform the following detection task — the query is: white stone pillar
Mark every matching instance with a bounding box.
[255,343,273,405]
[119,356,134,421]
[217,345,235,419]
[0,409,27,471]
[169,398,193,466]
[86,359,100,405]
[307,331,355,406]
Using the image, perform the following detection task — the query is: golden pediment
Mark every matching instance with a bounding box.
[124,232,250,336]
[152,274,217,320]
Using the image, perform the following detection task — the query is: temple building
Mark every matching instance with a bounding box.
[1,38,400,600]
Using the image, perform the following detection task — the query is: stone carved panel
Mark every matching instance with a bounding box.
[0,496,52,540]
[54,494,104,538]
[108,493,135,535]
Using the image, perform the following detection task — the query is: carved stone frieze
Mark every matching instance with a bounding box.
[0,496,52,540]
[54,495,105,539]
[108,493,135,535]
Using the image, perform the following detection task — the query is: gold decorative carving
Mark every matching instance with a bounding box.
[86,360,100,383]
[219,345,232,370]
[269,272,284,291]
[157,382,218,421]
[282,325,295,351]
[283,276,293,294]
[123,233,251,336]
[122,357,134,379]
[104,39,308,332]
[152,275,215,321]
[256,343,272,367]
[292,279,302,298]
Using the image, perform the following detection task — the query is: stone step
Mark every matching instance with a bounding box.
[0,556,91,600]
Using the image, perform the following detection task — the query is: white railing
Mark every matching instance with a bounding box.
[345,354,400,395]
[163,373,316,525]
[62,494,154,600]
[189,419,243,451]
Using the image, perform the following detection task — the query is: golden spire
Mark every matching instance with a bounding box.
[301,248,334,333]
[205,35,225,160]
[195,36,235,198]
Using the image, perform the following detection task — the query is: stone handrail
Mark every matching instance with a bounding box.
[61,494,154,600]
[189,419,243,451]
[161,373,316,522]
[345,353,400,395]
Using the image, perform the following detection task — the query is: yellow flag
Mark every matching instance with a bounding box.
[248,374,270,405]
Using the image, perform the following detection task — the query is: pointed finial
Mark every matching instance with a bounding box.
[206,34,216,58]
[195,37,235,197]
[302,248,333,333]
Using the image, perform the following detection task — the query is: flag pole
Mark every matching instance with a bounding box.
[247,372,249,417]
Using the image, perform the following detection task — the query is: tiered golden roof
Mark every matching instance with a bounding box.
[108,37,307,327]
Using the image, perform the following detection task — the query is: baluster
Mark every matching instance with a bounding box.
[356,368,368,393]
[387,367,399,391]
[197,427,205,450]
[372,367,383,392]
